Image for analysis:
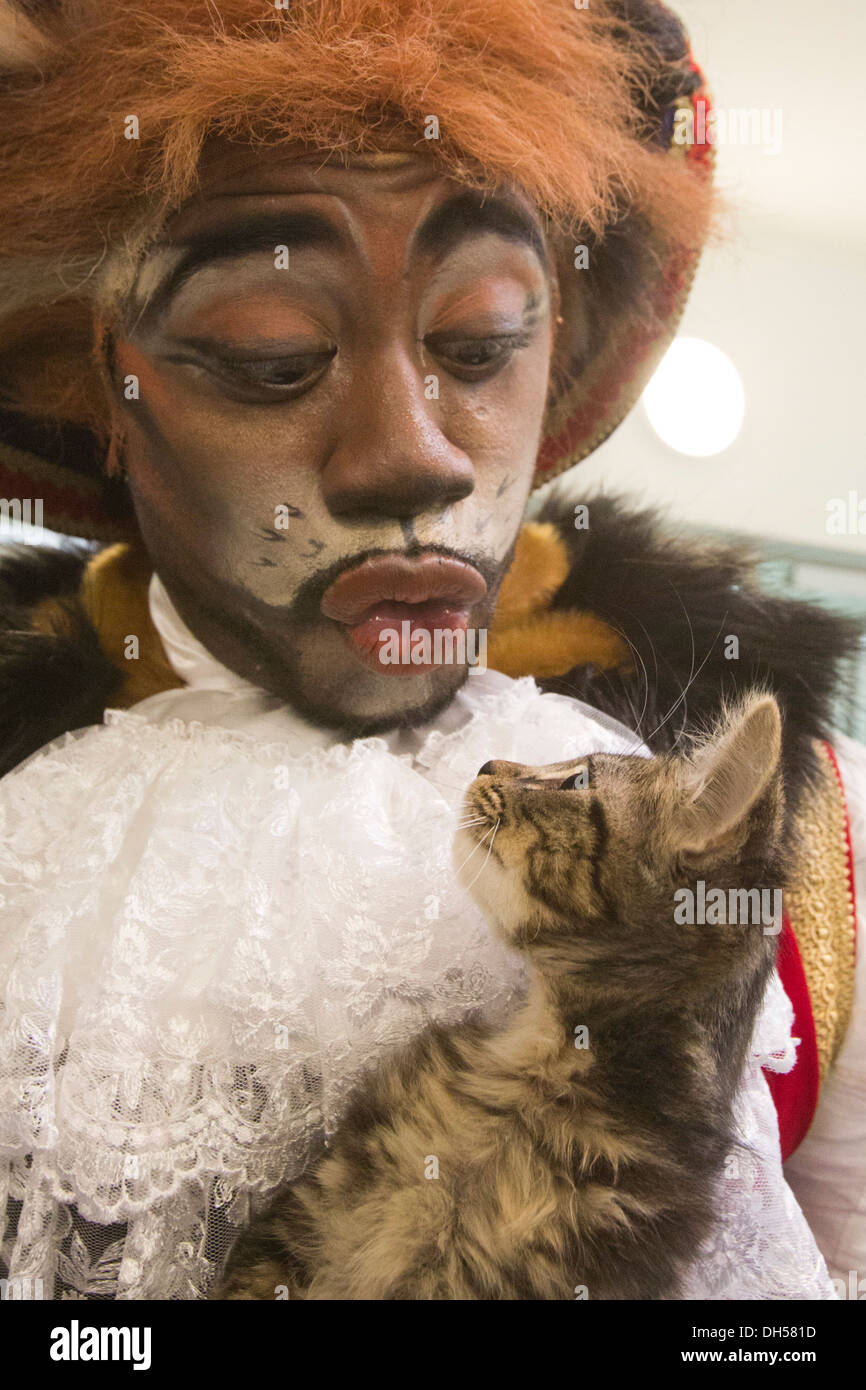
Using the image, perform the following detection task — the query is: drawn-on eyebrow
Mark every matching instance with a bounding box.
[142,211,344,317]
[413,191,550,270]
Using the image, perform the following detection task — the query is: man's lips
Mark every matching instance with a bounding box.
[320,553,488,626]
[320,553,488,676]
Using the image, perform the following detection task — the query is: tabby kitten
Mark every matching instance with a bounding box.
[215,694,784,1300]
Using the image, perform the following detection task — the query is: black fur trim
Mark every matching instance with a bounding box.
[536,493,864,838]
[0,538,92,605]
[0,543,121,777]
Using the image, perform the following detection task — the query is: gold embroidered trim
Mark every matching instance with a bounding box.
[785,741,857,1080]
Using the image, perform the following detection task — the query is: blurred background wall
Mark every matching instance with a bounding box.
[576,0,865,553]
[541,0,866,735]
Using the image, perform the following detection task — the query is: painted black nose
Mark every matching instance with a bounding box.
[477,761,496,776]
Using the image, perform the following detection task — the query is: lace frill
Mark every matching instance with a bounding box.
[682,972,836,1300]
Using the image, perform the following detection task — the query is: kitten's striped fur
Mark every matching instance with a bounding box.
[215,694,784,1300]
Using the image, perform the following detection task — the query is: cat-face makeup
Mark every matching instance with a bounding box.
[457,696,785,1006]
[107,147,561,732]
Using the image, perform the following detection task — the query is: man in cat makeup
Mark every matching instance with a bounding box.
[0,0,863,1301]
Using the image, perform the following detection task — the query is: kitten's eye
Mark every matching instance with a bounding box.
[559,773,583,791]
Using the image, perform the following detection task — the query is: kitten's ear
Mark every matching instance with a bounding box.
[672,695,782,860]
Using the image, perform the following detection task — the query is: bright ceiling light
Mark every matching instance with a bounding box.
[643,337,745,457]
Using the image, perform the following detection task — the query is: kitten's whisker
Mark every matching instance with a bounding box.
[604,620,655,756]
[597,610,655,749]
[543,617,653,758]
[624,639,652,749]
[453,822,496,878]
[463,818,501,892]
[642,597,728,747]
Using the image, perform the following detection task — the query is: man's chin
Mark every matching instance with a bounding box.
[281,657,472,738]
[148,558,498,737]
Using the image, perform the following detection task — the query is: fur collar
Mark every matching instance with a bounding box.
[0,496,861,810]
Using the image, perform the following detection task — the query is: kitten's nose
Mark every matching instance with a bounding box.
[476,760,520,777]
[477,761,496,776]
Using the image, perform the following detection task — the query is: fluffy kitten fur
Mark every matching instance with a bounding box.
[215,694,784,1300]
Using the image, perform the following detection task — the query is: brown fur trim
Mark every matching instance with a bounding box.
[76,543,182,707]
[488,610,631,681]
[491,522,572,622]
[488,524,630,676]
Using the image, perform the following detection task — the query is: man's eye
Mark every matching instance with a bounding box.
[219,349,336,392]
[163,343,338,400]
[425,331,532,379]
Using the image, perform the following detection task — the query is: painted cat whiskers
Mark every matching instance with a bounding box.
[215,693,784,1300]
